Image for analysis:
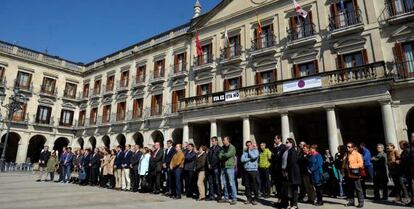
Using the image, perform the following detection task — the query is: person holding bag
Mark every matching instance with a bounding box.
[342,142,364,208]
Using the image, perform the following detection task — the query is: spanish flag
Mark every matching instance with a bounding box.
[196,31,203,57]
[256,13,263,36]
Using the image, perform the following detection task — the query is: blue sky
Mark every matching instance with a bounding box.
[0,0,221,63]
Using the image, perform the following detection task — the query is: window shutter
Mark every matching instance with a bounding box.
[361,49,369,65]
[272,69,277,81]
[330,4,339,29]
[308,11,313,22]
[255,72,261,85]
[197,85,202,96]
[162,60,165,77]
[239,76,243,88]
[208,83,212,94]
[393,43,405,63]
[336,55,345,69]
[224,79,230,91]
[314,60,319,74]
[151,96,155,115]
[294,64,300,78]
[352,0,359,10]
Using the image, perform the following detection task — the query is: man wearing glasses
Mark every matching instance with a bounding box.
[343,143,364,208]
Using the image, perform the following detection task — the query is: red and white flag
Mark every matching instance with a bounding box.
[293,0,308,18]
[195,31,203,57]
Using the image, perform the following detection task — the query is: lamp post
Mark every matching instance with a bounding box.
[0,88,26,172]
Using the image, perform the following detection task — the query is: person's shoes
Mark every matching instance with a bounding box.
[356,204,364,208]
[230,200,237,205]
[36,179,41,182]
[314,202,323,206]
[251,200,258,205]
[206,197,215,201]
[244,200,251,205]
[218,199,229,203]
[345,202,355,207]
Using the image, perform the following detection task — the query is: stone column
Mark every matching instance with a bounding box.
[210,120,217,146]
[242,116,251,145]
[183,123,189,143]
[380,100,399,146]
[15,139,29,164]
[281,112,290,143]
[325,106,341,156]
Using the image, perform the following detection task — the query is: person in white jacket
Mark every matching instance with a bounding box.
[138,147,151,192]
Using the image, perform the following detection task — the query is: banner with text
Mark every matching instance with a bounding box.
[283,76,322,93]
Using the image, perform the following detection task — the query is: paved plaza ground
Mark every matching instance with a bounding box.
[0,172,409,209]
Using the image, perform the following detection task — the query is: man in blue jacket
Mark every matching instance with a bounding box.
[241,141,259,205]
[114,145,124,190]
[122,144,133,191]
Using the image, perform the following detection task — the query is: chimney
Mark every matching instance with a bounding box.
[193,0,202,18]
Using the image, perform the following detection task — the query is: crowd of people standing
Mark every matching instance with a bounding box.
[34,134,414,209]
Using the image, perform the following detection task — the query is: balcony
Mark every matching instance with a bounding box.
[116,80,129,92]
[287,23,317,48]
[132,76,146,88]
[77,92,89,102]
[76,119,86,128]
[10,113,29,125]
[127,110,144,123]
[103,84,115,96]
[169,63,188,79]
[57,119,75,129]
[149,71,166,84]
[62,91,77,101]
[329,9,364,37]
[250,33,277,57]
[90,89,101,99]
[39,85,57,98]
[381,0,414,24]
[99,115,111,126]
[88,118,98,128]
[112,113,127,124]
[165,102,184,116]
[393,60,414,80]
[193,56,214,72]
[0,77,6,89]
[220,45,243,65]
[33,116,54,127]
[180,62,387,111]
[14,81,33,94]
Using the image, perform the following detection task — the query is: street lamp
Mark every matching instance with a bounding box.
[0,88,26,172]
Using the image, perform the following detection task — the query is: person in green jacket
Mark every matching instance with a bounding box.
[218,136,237,205]
[259,142,272,198]
[46,151,58,182]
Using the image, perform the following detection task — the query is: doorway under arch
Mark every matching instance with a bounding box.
[132,132,144,148]
[53,137,69,157]
[151,130,164,147]
[102,135,111,149]
[27,135,47,163]
[77,138,84,149]
[172,128,183,145]
[89,137,97,150]
[0,132,21,162]
[116,134,126,149]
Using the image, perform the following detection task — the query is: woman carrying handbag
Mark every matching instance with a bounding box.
[342,142,364,208]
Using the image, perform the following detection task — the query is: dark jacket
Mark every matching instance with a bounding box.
[114,151,124,169]
[372,151,388,181]
[196,152,207,172]
[207,145,222,169]
[63,153,74,166]
[308,152,323,185]
[150,148,164,173]
[184,150,197,171]
[123,150,133,168]
[39,150,51,167]
[272,144,286,176]
[283,148,301,185]
[130,151,142,170]
[163,147,176,167]
[81,154,91,168]
[90,153,101,168]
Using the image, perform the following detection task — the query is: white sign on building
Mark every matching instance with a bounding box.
[225,90,240,102]
[283,76,322,93]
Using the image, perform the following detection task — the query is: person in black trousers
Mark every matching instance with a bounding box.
[150,142,164,194]
[163,140,176,196]
[89,148,101,186]
[80,149,91,186]
[207,136,222,201]
[130,145,142,192]
[184,143,197,198]
[272,135,286,199]
[280,138,301,209]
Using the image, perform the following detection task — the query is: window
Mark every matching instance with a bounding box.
[117,102,126,121]
[174,53,186,73]
[93,80,101,95]
[90,108,98,125]
[288,12,314,41]
[79,110,86,126]
[83,83,90,98]
[64,83,77,98]
[16,71,32,90]
[198,44,213,65]
[394,42,414,78]
[121,70,129,87]
[12,103,27,122]
[294,61,319,78]
[329,0,360,29]
[0,66,5,83]
[41,77,56,95]
[172,90,185,113]
[132,99,143,119]
[255,69,277,84]
[337,50,368,69]
[224,77,242,91]
[254,24,275,49]
[196,83,212,96]
[103,105,111,123]
[60,110,74,126]
[154,59,165,78]
[136,65,146,83]
[106,75,115,91]
[36,106,52,124]
[386,0,414,17]
[151,94,163,116]
[224,35,241,59]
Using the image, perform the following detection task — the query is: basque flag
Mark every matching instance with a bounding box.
[293,0,308,18]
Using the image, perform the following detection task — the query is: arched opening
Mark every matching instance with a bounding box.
[151,130,164,148]
[78,138,84,149]
[132,132,144,147]
[89,137,96,150]
[0,132,21,162]
[27,135,47,163]
[116,134,126,149]
[172,128,183,145]
[53,137,69,158]
[102,135,111,149]
[407,107,414,139]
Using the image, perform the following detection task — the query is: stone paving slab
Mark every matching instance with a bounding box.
[0,173,408,209]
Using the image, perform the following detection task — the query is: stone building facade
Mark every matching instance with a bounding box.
[0,0,413,164]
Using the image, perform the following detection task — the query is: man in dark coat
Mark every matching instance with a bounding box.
[89,148,101,186]
[150,142,164,194]
[207,136,222,201]
[184,143,197,197]
[80,148,91,186]
[371,143,388,200]
[130,145,142,192]
[36,145,51,182]
[271,135,286,198]
[163,140,176,195]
